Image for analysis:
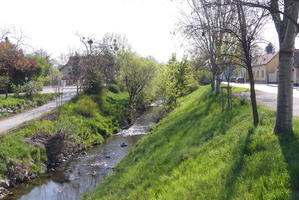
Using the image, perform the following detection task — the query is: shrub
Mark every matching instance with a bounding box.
[12,84,23,96]
[108,84,120,93]
[83,69,104,95]
[73,96,99,118]
[23,81,40,97]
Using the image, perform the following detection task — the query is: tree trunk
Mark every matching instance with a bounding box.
[274,50,294,133]
[211,73,215,91]
[216,74,221,95]
[248,67,259,126]
[76,80,79,95]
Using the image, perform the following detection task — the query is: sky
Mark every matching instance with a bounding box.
[0,0,185,63]
[0,0,296,63]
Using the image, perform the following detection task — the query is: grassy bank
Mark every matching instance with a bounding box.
[83,86,299,200]
[0,93,57,119]
[0,91,129,180]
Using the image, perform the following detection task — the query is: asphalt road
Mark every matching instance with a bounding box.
[229,83,299,117]
[0,87,77,134]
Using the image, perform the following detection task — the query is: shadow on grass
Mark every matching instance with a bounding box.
[222,127,255,200]
[160,91,240,174]
[278,132,299,199]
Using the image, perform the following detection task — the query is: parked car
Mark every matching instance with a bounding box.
[236,78,245,83]
[230,77,236,82]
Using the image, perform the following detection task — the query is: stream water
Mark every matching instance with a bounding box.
[4,108,156,200]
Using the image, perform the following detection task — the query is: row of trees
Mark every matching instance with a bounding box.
[182,0,299,134]
[64,33,160,119]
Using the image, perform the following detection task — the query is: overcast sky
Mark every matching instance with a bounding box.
[0,0,185,63]
[0,0,296,63]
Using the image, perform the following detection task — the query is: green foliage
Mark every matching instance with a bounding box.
[0,75,10,93]
[11,84,23,96]
[0,41,39,90]
[0,93,57,118]
[193,69,212,84]
[118,51,157,116]
[108,84,120,93]
[0,91,129,179]
[156,58,198,108]
[83,69,104,96]
[73,96,99,118]
[44,66,63,86]
[23,81,42,97]
[27,55,51,81]
[84,86,299,200]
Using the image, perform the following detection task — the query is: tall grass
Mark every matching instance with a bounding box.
[83,86,299,200]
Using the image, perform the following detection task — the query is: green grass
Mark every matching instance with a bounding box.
[83,86,299,200]
[0,91,129,179]
[0,93,57,118]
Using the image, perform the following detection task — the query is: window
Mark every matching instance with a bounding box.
[261,71,264,78]
[257,71,259,78]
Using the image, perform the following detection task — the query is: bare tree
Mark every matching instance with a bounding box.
[220,1,267,125]
[182,0,235,94]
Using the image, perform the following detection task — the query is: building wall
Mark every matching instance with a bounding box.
[252,65,266,83]
[265,54,279,83]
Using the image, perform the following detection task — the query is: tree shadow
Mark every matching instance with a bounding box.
[222,127,255,200]
[278,132,299,199]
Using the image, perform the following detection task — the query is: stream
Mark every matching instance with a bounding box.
[4,107,156,200]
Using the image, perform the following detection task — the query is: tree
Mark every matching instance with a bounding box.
[228,0,267,125]
[165,56,195,106]
[0,40,38,97]
[268,0,299,133]
[191,54,213,85]
[118,51,156,118]
[265,42,274,54]
[182,0,235,94]
[45,66,63,86]
[242,0,299,133]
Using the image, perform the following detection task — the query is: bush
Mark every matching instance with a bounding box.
[73,96,99,118]
[83,69,104,95]
[23,81,40,97]
[12,84,23,96]
[108,84,120,93]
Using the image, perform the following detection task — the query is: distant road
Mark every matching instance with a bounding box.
[0,86,77,134]
[226,82,299,98]
[227,82,299,117]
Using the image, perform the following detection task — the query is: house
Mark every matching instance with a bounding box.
[262,50,299,85]
[251,52,277,83]
[58,64,73,85]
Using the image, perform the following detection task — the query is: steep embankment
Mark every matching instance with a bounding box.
[83,86,299,200]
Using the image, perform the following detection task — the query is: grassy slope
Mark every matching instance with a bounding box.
[83,86,299,200]
[0,91,128,179]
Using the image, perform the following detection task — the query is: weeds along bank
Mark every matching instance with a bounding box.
[0,90,129,195]
[0,93,57,118]
[83,86,299,200]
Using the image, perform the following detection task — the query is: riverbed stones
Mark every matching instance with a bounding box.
[0,187,9,199]
[0,179,10,188]
[120,143,128,147]
[45,131,80,167]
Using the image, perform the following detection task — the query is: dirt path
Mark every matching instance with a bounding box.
[0,89,77,134]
